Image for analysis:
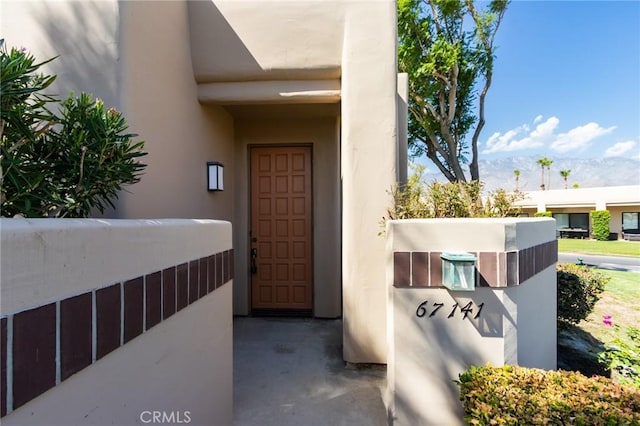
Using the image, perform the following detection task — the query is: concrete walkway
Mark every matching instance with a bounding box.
[233,317,387,426]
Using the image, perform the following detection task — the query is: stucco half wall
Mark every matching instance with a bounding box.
[0,219,233,425]
[386,218,557,425]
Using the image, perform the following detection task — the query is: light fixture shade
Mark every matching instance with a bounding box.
[441,252,476,291]
[207,162,224,191]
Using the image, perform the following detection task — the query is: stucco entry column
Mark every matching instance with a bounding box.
[341,1,398,364]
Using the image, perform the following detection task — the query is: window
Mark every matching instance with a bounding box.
[622,212,640,230]
[552,213,589,229]
[554,213,569,229]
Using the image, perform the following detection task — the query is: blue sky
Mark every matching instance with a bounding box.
[475,0,640,160]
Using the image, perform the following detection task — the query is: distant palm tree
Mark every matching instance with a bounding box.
[560,169,571,189]
[573,183,579,189]
[513,169,521,191]
[536,157,552,190]
[546,159,554,190]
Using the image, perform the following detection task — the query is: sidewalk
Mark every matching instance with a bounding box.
[233,317,387,426]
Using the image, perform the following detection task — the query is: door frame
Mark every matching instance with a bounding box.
[247,143,314,316]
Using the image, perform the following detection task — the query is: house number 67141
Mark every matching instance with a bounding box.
[415,300,484,320]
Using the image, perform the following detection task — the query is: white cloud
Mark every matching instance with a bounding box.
[551,122,616,153]
[604,140,638,157]
[483,117,558,153]
[483,116,617,155]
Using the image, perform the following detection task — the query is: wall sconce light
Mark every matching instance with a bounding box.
[441,252,476,291]
[207,162,224,191]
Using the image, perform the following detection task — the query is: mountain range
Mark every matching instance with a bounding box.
[419,156,640,193]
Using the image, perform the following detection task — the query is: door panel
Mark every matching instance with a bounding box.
[250,146,313,311]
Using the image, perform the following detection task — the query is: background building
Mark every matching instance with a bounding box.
[516,185,640,239]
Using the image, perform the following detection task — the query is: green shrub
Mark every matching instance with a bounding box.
[381,167,523,230]
[457,364,640,425]
[591,210,611,241]
[599,323,640,388]
[1,41,147,217]
[557,263,608,326]
[383,165,430,222]
[534,211,552,217]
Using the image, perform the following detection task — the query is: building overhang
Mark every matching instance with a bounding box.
[197,79,340,105]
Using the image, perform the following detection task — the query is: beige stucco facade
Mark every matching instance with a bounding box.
[2,0,401,363]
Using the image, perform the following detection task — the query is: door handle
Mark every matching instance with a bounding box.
[251,248,258,274]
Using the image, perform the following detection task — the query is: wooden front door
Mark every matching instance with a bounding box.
[250,146,313,312]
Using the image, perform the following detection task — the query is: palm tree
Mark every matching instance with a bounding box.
[536,157,552,190]
[546,159,554,190]
[513,169,521,191]
[560,169,571,189]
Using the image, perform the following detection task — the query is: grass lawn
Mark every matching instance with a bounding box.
[558,268,640,379]
[558,238,640,257]
[578,269,639,347]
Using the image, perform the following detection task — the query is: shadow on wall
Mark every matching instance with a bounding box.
[32,1,127,218]
[31,1,120,109]
[186,0,261,82]
[392,297,488,425]
[186,0,342,82]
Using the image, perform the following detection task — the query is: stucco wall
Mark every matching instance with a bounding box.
[1,0,121,109]
[386,219,557,425]
[117,1,235,220]
[2,0,235,220]
[341,0,397,364]
[0,219,233,425]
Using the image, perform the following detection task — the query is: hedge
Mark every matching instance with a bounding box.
[534,211,552,218]
[458,365,640,425]
[591,210,611,241]
[557,263,608,326]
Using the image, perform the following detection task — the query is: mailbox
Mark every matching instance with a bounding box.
[441,252,476,291]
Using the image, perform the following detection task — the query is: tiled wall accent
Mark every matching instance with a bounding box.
[393,241,557,288]
[0,249,234,418]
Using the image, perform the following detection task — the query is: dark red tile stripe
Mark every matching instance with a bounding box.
[176,263,189,311]
[394,241,557,288]
[96,284,121,360]
[506,251,518,285]
[478,252,497,287]
[393,252,410,287]
[60,293,92,381]
[411,252,429,287]
[215,253,223,288]
[1,249,233,418]
[146,272,162,330]
[199,258,208,297]
[12,304,56,410]
[208,255,216,293]
[188,261,199,304]
[429,252,442,287]
[223,251,230,283]
[162,266,176,319]
[124,278,144,343]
